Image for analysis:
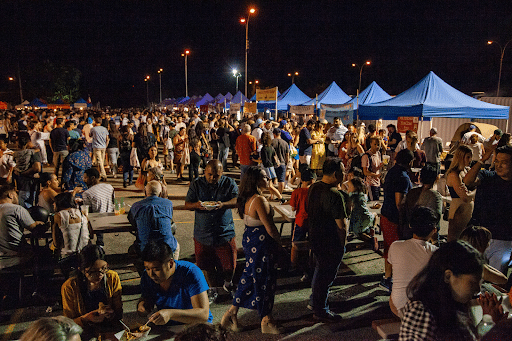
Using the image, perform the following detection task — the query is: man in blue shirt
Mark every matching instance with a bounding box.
[129,181,178,261]
[184,160,238,302]
[298,120,321,168]
[138,240,212,326]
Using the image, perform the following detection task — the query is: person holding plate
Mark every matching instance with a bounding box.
[184,159,238,303]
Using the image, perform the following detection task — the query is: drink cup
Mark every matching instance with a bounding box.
[382,155,390,165]
[81,205,89,217]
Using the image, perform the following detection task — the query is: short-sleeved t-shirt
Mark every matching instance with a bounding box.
[362,150,382,187]
[140,260,213,325]
[290,187,309,228]
[90,125,109,149]
[472,170,512,240]
[0,203,35,256]
[271,138,289,165]
[388,131,402,151]
[381,164,412,224]
[185,176,238,246]
[298,128,312,156]
[235,134,257,166]
[50,127,70,152]
[307,181,347,251]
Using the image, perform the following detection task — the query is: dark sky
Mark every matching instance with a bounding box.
[1,0,511,107]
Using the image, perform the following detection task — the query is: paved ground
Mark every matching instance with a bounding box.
[0,162,451,341]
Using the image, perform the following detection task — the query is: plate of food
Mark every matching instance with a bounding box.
[116,325,151,341]
[201,201,220,210]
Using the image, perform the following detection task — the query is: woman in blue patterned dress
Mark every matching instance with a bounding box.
[62,139,92,191]
[221,166,284,334]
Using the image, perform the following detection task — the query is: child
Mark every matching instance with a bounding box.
[289,167,315,279]
[347,176,378,250]
[189,137,202,183]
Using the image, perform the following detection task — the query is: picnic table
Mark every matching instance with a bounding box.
[88,212,135,234]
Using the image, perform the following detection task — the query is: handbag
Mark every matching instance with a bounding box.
[130,148,140,168]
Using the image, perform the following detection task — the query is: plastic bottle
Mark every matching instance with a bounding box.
[476,314,495,337]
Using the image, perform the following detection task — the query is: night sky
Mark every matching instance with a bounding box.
[1,1,511,108]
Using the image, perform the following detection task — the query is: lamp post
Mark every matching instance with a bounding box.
[144,75,150,107]
[249,80,259,97]
[351,61,371,123]
[287,71,299,84]
[181,50,190,97]
[240,7,256,98]
[158,68,163,103]
[8,76,23,103]
[487,39,512,97]
[232,69,242,93]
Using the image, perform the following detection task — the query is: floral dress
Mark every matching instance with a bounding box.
[349,192,375,235]
[233,197,279,318]
[62,150,92,191]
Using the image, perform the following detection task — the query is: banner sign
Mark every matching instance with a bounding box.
[320,103,354,125]
[256,87,278,101]
[397,116,419,133]
[244,102,257,114]
[229,103,241,114]
[289,105,315,116]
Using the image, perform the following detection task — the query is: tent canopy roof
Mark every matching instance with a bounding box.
[196,93,214,106]
[230,91,249,104]
[347,81,392,109]
[301,81,351,108]
[276,84,311,110]
[359,72,509,120]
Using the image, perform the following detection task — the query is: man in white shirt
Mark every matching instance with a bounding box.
[175,116,187,131]
[82,167,115,248]
[461,124,485,145]
[251,118,264,152]
[326,117,348,157]
[388,206,438,318]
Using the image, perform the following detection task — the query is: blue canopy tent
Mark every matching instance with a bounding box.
[301,81,351,108]
[214,93,224,103]
[347,81,392,109]
[224,92,233,102]
[196,93,214,106]
[177,96,190,104]
[359,72,509,120]
[230,91,249,105]
[275,84,311,111]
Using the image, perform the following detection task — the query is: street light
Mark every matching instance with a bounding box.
[181,50,190,97]
[351,61,371,123]
[249,80,259,97]
[232,69,242,93]
[144,75,150,107]
[287,71,299,84]
[157,68,163,103]
[240,7,256,98]
[487,39,512,97]
[8,76,23,103]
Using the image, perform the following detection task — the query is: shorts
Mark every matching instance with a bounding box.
[380,215,400,259]
[275,164,286,183]
[292,224,308,242]
[264,166,277,180]
[194,237,237,272]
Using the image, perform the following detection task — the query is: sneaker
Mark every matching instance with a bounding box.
[279,198,286,204]
[313,310,342,323]
[207,288,218,304]
[379,276,392,293]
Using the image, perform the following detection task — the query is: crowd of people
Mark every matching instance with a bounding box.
[1,108,512,340]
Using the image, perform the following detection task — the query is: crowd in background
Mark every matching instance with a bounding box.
[1,107,512,340]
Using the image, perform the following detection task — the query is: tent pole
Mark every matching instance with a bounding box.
[356,89,359,125]
[275,88,278,121]
[419,116,423,142]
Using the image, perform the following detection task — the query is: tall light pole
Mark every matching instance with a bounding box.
[351,61,371,123]
[8,75,23,103]
[144,75,150,107]
[240,7,256,98]
[488,39,512,97]
[181,50,190,97]
[158,68,163,103]
[249,80,259,97]
[232,69,242,93]
[287,71,299,84]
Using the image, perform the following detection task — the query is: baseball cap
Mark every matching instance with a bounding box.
[430,128,437,134]
[494,129,503,137]
[256,118,263,125]
[279,120,287,127]
[300,167,316,182]
[469,124,477,130]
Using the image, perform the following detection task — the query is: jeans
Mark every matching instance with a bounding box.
[53,150,69,177]
[218,144,229,170]
[93,148,107,178]
[368,185,380,201]
[484,239,512,274]
[311,248,344,315]
[123,164,134,184]
[107,148,119,175]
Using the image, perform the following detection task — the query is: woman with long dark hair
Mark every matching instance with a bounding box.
[133,122,157,164]
[106,121,121,178]
[221,166,285,335]
[400,240,504,340]
[446,145,474,241]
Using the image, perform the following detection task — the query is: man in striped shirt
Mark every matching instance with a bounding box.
[82,167,115,247]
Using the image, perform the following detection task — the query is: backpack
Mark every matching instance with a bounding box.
[351,152,374,177]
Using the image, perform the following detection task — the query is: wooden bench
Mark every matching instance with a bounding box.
[372,318,401,340]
